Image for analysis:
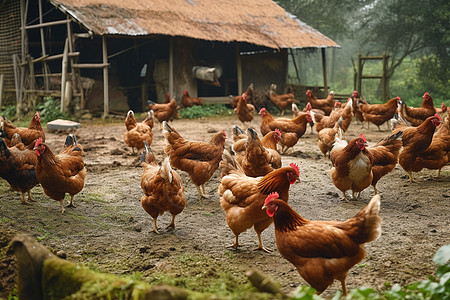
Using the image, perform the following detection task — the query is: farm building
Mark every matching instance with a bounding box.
[0,0,338,116]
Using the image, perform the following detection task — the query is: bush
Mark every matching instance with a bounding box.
[35,97,69,123]
[178,104,233,119]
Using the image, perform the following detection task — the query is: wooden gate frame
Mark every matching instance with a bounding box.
[357,52,389,101]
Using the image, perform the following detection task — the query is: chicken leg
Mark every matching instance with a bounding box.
[59,200,65,214]
[254,231,272,253]
[408,171,416,183]
[20,193,30,205]
[201,185,209,198]
[150,218,160,234]
[166,215,176,229]
[226,235,243,250]
[27,190,36,202]
[67,195,76,207]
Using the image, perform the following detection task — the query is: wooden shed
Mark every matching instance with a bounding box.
[0,0,339,116]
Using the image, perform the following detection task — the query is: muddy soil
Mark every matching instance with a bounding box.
[0,114,449,299]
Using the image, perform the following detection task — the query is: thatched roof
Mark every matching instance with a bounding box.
[50,0,339,49]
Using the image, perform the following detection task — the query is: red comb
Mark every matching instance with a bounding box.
[242,93,246,100]
[275,128,281,136]
[264,192,279,206]
[435,113,442,121]
[259,108,266,113]
[396,96,401,100]
[423,92,429,97]
[34,137,43,147]
[359,133,367,142]
[222,129,227,136]
[289,162,300,177]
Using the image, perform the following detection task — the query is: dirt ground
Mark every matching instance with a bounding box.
[0,113,449,299]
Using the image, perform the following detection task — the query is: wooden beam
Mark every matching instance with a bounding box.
[102,36,109,117]
[22,19,70,30]
[236,44,242,95]
[169,38,174,100]
[361,75,383,79]
[321,48,328,95]
[72,63,109,69]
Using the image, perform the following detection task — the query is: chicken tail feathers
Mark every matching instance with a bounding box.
[219,149,245,178]
[64,134,77,149]
[232,125,244,136]
[0,137,11,158]
[348,194,382,244]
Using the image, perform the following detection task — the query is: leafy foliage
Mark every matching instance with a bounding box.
[178,104,233,119]
[35,97,69,123]
[0,106,16,119]
[291,244,450,300]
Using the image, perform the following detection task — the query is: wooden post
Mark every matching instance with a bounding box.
[169,38,174,101]
[382,51,388,101]
[321,48,328,95]
[289,49,300,83]
[27,56,36,107]
[236,44,242,95]
[38,0,49,90]
[102,36,109,117]
[357,54,362,93]
[0,74,4,107]
[60,38,69,112]
[13,55,21,104]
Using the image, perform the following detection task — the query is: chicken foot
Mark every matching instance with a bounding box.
[226,236,243,250]
[20,193,31,205]
[166,215,176,229]
[150,218,160,234]
[408,171,417,183]
[67,195,76,208]
[194,183,208,199]
[254,232,272,253]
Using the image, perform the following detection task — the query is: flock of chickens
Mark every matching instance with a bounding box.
[0,86,448,296]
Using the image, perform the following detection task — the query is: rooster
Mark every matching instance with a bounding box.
[392,114,443,182]
[0,136,39,204]
[218,150,299,252]
[163,121,226,199]
[268,84,295,115]
[263,192,381,296]
[34,135,86,214]
[0,112,45,147]
[141,142,186,234]
[123,110,153,154]
[181,89,203,108]
[398,92,436,126]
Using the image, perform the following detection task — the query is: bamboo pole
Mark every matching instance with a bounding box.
[38,0,50,90]
[321,48,328,95]
[22,19,71,30]
[60,38,69,113]
[102,36,109,117]
[0,74,4,107]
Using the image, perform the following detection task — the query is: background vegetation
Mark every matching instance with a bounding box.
[278,0,449,106]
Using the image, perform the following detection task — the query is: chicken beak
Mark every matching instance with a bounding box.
[262,205,267,210]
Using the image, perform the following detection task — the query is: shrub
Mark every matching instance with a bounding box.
[178,104,233,119]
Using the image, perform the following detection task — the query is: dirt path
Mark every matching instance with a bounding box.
[1,114,449,299]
